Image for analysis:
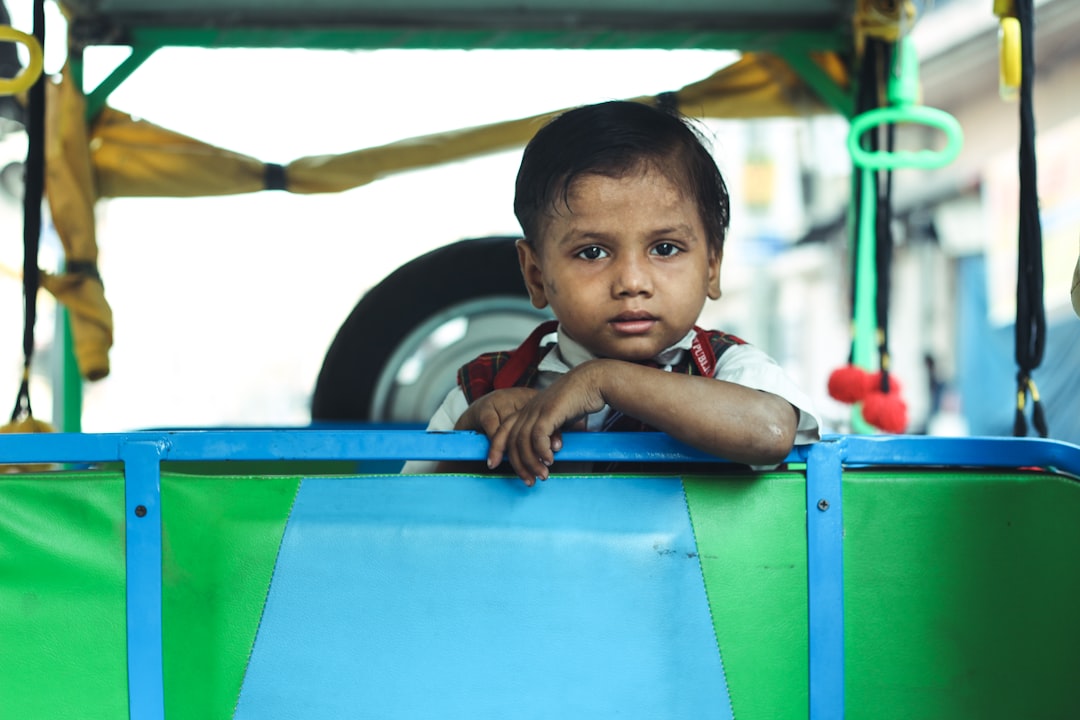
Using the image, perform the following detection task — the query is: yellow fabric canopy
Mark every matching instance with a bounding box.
[43,51,848,380]
[43,67,112,381]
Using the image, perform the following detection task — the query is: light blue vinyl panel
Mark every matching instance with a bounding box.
[234,474,732,719]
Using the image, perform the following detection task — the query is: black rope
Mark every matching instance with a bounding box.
[849,37,897,393]
[10,0,45,423]
[874,41,896,394]
[842,37,884,367]
[1013,0,1047,437]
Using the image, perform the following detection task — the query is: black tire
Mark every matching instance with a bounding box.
[311,236,551,423]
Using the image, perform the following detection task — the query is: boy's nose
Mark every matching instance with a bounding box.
[612,256,653,297]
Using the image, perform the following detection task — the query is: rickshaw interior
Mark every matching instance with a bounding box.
[2,0,1077,444]
[3,3,1080,720]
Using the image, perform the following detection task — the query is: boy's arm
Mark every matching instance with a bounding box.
[491,358,798,485]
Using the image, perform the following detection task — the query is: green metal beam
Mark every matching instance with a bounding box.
[774,47,853,117]
[84,44,159,120]
[126,26,846,52]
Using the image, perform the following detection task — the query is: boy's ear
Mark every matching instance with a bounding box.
[516,239,549,309]
[707,248,723,300]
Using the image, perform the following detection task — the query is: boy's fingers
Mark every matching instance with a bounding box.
[480,414,501,440]
[487,418,513,469]
[505,425,524,477]
[531,423,558,468]
[509,432,550,485]
[533,444,555,471]
[508,426,546,486]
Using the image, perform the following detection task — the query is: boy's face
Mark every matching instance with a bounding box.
[517,167,721,362]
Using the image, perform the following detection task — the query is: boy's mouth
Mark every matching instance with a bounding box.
[610,312,658,335]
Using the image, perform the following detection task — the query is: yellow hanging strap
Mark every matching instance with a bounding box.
[0,26,42,95]
[853,0,917,56]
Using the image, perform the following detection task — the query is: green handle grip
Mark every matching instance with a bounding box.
[847,105,964,170]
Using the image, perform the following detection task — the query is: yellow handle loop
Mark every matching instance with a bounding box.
[998,16,1021,101]
[0,27,43,96]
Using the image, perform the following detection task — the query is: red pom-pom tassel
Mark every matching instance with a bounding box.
[828,364,872,404]
[866,371,902,396]
[862,385,908,433]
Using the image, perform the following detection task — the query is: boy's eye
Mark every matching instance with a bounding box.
[652,242,681,257]
[576,246,608,260]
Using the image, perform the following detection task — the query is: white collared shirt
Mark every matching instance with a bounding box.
[401,325,821,473]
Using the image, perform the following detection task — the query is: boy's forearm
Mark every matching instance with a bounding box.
[588,360,798,466]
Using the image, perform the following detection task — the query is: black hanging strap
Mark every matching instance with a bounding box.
[10,0,45,424]
[1013,0,1047,437]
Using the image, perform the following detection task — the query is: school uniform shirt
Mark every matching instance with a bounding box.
[401,325,822,473]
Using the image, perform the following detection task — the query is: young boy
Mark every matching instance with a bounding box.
[405,100,820,484]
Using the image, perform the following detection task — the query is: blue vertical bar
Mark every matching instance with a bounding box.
[121,440,166,720]
[806,439,844,720]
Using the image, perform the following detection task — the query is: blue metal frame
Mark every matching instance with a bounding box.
[119,440,166,720]
[806,439,845,720]
[3,430,1080,720]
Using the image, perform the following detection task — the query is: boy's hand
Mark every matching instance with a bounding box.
[454,387,539,467]
[490,361,609,486]
[456,387,539,436]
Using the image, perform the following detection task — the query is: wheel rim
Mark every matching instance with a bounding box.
[369,297,552,422]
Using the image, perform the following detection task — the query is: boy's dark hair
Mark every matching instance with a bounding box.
[514,100,730,254]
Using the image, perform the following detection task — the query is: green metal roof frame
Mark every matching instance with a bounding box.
[60,0,858,46]
[59,1,858,117]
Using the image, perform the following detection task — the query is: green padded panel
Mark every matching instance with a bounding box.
[686,468,1080,720]
[844,470,1080,720]
[0,472,128,718]
[0,471,299,720]
[161,473,300,720]
[683,472,810,719]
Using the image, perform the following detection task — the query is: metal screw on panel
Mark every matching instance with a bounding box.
[817,499,830,512]
[134,505,147,517]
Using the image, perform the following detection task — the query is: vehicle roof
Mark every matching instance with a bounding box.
[60,0,857,51]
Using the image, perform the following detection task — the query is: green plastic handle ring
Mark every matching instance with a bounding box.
[0,27,43,96]
[847,105,964,170]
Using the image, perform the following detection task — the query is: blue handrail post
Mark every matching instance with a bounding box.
[120,438,168,720]
[806,437,845,719]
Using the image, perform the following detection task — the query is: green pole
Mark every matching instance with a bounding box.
[55,57,86,432]
[852,166,877,370]
[56,304,81,431]
[850,166,877,434]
